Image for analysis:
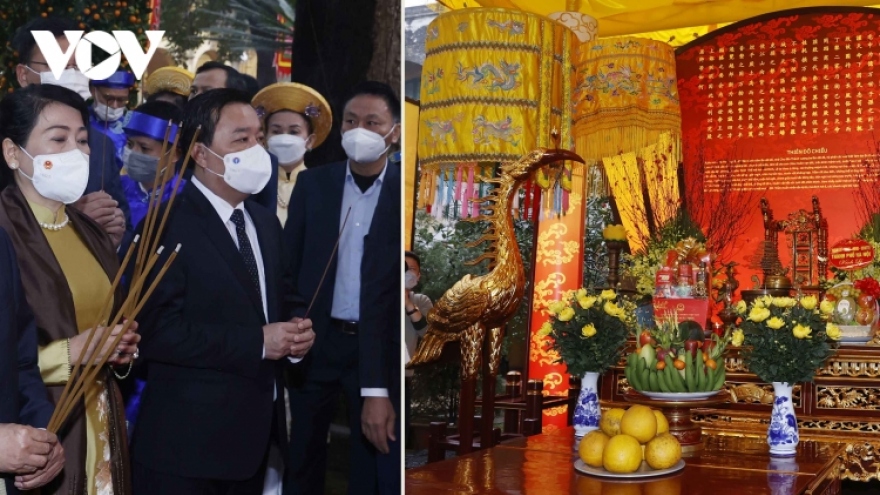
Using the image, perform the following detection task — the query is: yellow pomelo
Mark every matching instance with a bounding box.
[602,434,643,474]
[653,410,669,435]
[600,408,626,436]
[645,433,682,470]
[620,405,657,444]
[578,430,610,468]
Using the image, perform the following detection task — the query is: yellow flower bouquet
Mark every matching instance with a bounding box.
[735,295,840,384]
[544,288,637,376]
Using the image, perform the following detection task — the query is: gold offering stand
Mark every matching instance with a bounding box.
[623,390,729,453]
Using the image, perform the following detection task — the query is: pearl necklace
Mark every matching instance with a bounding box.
[277,195,288,209]
[39,213,69,231]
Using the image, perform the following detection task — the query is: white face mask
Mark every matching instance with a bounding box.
[405,271,418,290]
[18,147,90,204]
[204,143,272,194]
[93,101,125,122]
[341,126,396,164]
[267,134,308,165]
[28,67,91,100]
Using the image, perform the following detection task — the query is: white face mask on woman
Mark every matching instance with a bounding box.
[203,143,273,194]
[341,126,396,164]
[267,134,308,165]
[17,147,90,204]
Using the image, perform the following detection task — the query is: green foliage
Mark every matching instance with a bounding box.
[409,210,534,418]
[0,0,152,94]
[738,296,837,384]
[582,195,613,288]
[544,289,636,376]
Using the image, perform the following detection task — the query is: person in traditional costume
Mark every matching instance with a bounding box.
[119,101,185,229]
[89,71,135,164]
[0,84,141,495]
[251,82,332,226]
[143,66,193,109]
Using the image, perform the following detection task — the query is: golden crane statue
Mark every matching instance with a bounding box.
[408,146,584,454]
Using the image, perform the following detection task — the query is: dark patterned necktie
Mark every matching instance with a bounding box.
[230,209,262,300]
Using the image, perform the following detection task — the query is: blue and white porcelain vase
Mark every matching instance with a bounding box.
[767,382,799,456]
[573,371,600,438]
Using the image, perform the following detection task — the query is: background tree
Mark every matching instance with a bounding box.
[0,0,152,94]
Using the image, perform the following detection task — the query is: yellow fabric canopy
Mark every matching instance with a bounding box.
[435,0,880,38]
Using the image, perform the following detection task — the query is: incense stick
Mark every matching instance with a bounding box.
[49,246,166,432]
[50,246,180,432]
[48,234,141,429]
[304,207,351,319]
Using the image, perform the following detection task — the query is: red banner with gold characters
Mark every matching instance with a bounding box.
[148,0,160,29]
[677,7,880,284]
[529,190,585,432]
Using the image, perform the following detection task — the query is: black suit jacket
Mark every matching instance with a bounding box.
[0,227,54,494]
[87,129,131,230]
[132,182,286,480]
[283,161,400,385]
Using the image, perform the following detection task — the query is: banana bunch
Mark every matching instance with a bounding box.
[624,345,726,394]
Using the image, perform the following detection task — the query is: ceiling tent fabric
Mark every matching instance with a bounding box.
[435,0,880,38]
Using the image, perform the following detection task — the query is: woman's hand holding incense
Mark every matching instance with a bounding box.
[68,322,140,367]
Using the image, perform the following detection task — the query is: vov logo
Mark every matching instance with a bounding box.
[31,30,164,81]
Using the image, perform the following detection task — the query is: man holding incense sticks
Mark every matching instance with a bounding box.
[131,89,315,495]
[282,81,401,495]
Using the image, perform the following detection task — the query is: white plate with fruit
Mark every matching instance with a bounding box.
[576,405,683,478]
[574,459,685,479]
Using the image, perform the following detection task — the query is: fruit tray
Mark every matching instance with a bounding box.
[574,459,685,479]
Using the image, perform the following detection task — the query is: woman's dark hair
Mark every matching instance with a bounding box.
[0,85,90,191]
[265,110,314,135]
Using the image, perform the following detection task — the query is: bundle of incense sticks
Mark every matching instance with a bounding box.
[47,123,202,433]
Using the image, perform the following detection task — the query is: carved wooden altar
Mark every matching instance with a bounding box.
[601,343,880,482]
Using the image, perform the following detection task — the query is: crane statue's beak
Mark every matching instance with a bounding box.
[540,148,585,165]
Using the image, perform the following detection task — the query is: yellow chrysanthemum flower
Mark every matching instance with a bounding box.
[548,301,566,315]
[772,297,796,308]
[735,300,747,314]
[558,307,575,322]
[576,288,587,299]
[819,300,835,315]
[578,296,597,310]
[748,306,771,323]
[600,289,617,301]
[766,317,785,330]
[792,323,812,339]
[825,323,841,340]
[800,295,818,311]
[581,323,597,338]
[731,329,745,347]
[539,322,553,337]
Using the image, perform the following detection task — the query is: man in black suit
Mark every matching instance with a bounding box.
[283,81,400,495]
[131,89,315,495]
[12,17,130,247]
[0,227,65,493]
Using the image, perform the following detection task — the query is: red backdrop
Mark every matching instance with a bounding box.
[676,7,880,288]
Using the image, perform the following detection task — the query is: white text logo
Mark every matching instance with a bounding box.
[31,30,164,81]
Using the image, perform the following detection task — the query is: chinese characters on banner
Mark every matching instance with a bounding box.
[676,9,880,284]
